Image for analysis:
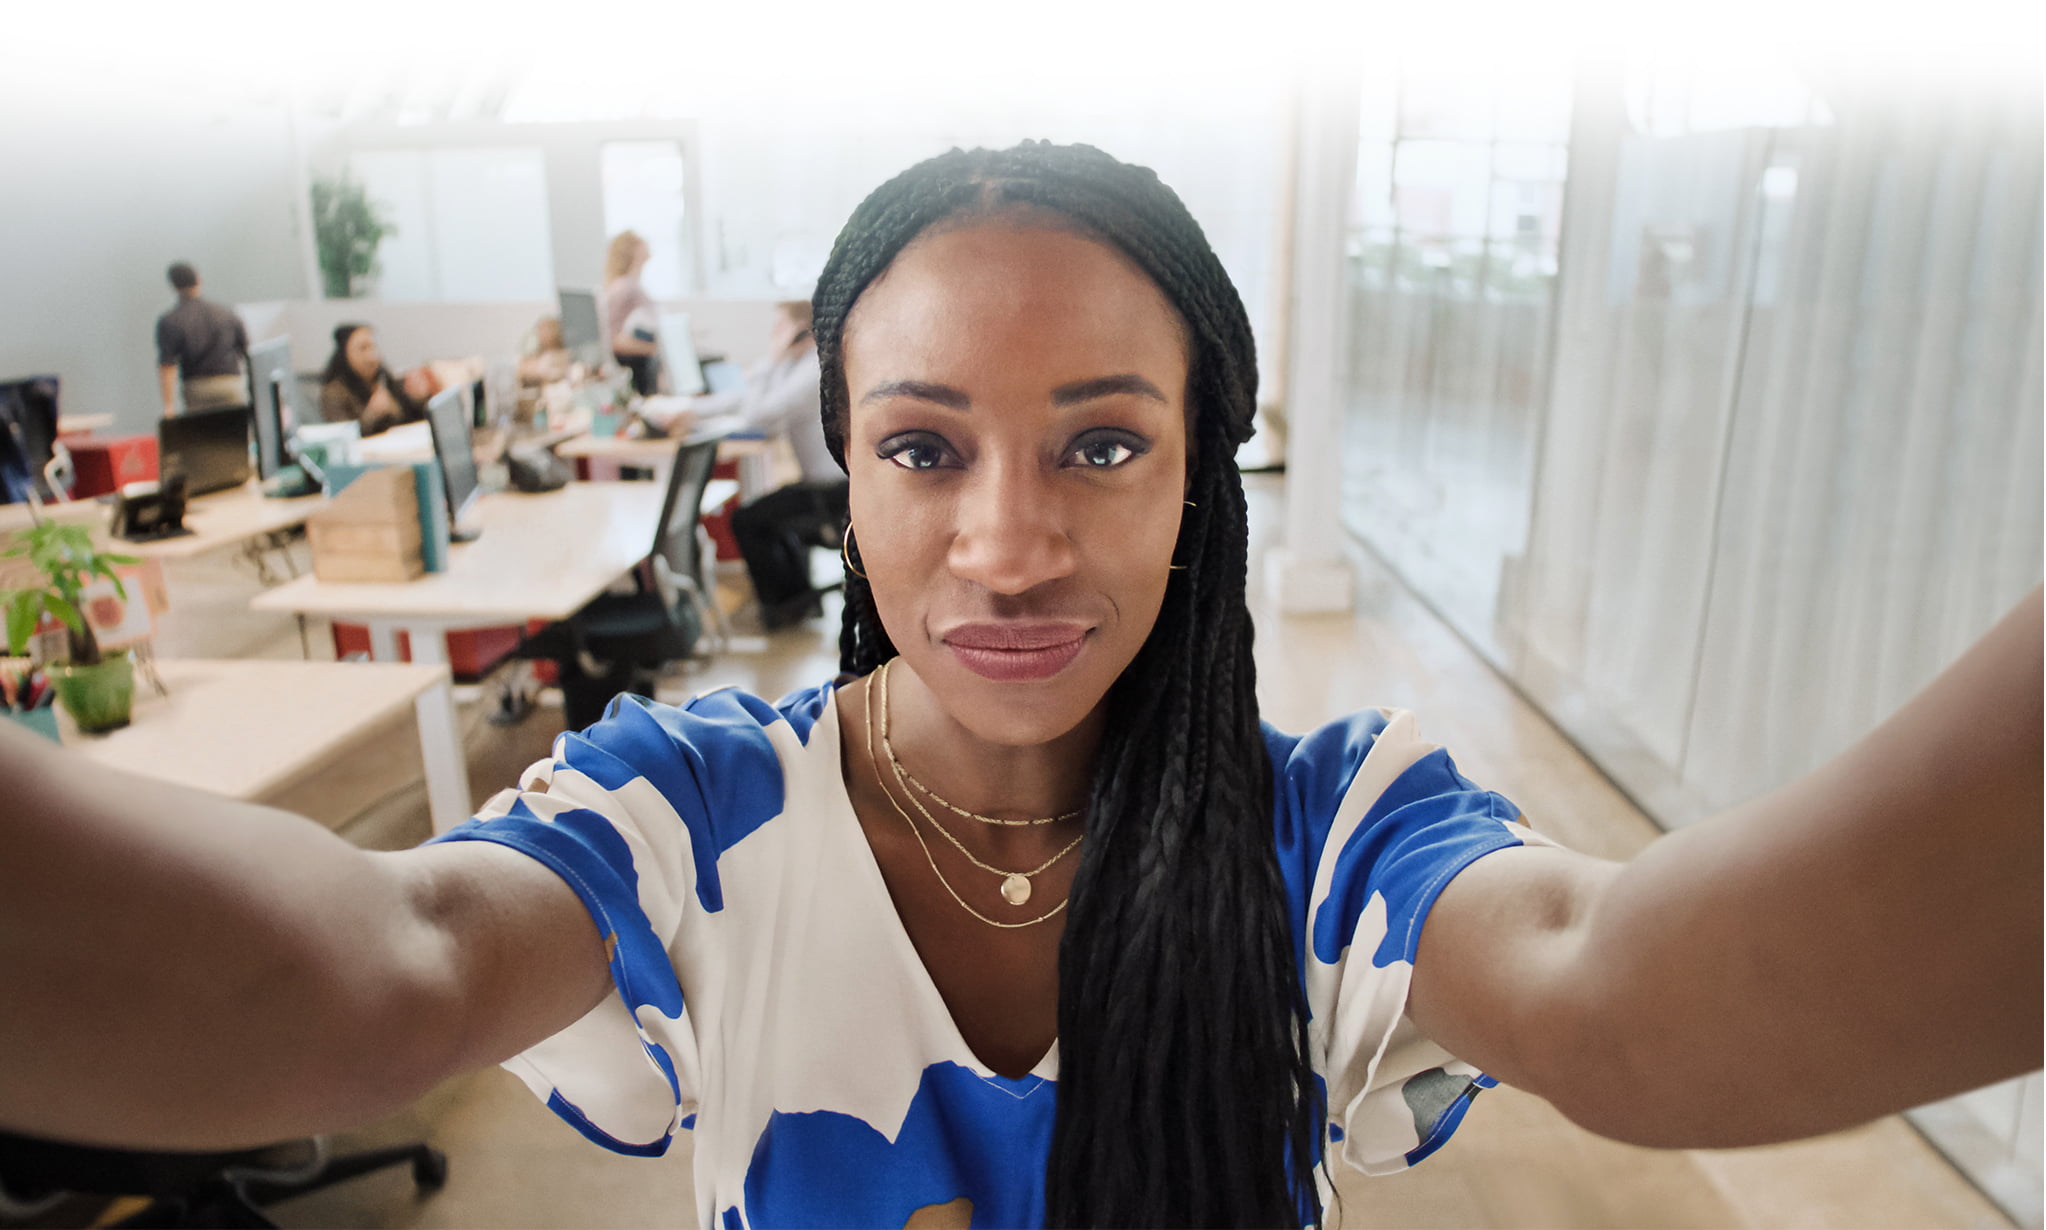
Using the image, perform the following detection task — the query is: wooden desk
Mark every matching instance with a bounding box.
[251,483,669,816]
[0,482,324,560]
[61,658,465,830]
[556,433,778,499]
[57,414,116,436]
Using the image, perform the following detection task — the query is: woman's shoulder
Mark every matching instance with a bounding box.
[551,685,836,830]
[564,683,834,770]
[1261,707,1519,867]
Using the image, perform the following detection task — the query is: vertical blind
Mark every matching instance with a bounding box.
[1340,63,2042,1224]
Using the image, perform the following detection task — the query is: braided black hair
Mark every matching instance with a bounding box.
[814,142,1321,1227]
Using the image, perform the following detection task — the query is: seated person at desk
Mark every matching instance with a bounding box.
[518,316,573,386]
[643,301,837,629]
[319,323,431,437]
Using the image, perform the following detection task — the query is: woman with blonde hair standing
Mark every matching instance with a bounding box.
[603,230,661,395]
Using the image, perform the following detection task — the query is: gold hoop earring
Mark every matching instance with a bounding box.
[841,526,868,581]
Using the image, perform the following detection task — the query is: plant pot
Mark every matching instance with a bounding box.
[52,651,135,734]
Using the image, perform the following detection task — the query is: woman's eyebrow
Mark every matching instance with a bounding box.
[857,374,1169,411]
[860,380,970,409]
[1051,374,1168,406]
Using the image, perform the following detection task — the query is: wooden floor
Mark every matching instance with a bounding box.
[76,474,2012,1229]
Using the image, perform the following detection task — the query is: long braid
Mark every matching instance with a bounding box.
[814,142,1321,1227]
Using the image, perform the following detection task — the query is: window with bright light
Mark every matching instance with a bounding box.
[345,146,554,301]
[602,141,691,298]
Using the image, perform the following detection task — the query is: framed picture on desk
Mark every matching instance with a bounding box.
[80,560,168,653]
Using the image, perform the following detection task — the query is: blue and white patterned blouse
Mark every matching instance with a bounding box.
[428,681,1551,1228]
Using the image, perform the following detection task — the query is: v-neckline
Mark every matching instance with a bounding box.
[816,685,1060,1084]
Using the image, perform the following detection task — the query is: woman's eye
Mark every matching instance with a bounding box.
[878,435,953,471]
[1068,435,1145,469]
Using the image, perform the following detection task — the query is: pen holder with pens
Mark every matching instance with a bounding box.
[1,659,59,742]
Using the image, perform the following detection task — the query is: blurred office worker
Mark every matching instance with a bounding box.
[518,315,573,386]
[155,262,249,416]
[651,301,836,628]
[319,323,429,437]
[602,230,661,396]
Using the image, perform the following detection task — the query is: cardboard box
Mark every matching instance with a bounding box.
[307,467,426,583]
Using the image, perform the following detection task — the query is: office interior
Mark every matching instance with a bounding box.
[0,13,2039,1229]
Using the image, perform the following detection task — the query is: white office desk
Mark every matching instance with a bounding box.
[251,482,669,818]
[555,433,781,499]
[0,482,324,560]
[61,658,465,829]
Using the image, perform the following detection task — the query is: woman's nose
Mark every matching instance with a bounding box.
[946,463,1076,596]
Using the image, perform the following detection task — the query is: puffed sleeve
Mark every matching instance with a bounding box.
[1268,708,1558,1177]
[425,688,801,1156]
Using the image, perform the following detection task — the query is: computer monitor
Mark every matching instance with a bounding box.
[425,385,481,542]
[657,311,705,395]
[246,336,294,480]
[700,358,746,396]
[557,289,605,368]
[0,376,60,504]
[158,406,253,498]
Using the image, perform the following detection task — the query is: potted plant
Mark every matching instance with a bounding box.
[2,521,141,732]
[312,173,394,299]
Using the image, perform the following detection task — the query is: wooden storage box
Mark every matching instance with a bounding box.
[307,467,425,583]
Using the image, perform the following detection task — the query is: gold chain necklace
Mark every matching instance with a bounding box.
[878,660,1083,905]
[862,664,1074,929]
[880,666,1082,826]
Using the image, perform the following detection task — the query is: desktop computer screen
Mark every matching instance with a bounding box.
[557,289,605,369]
[700,358,745,396]
[246,336,294,480]
[159,406,254,498]
[425,385,481,542]
[657,311,705,395]
[0,375,60,504]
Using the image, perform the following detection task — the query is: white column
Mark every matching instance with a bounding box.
[1265,73,1361,615]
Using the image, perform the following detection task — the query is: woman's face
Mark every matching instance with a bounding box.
[843,219,1191,747]
[345,328,381,379]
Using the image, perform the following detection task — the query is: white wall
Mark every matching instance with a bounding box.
[0,69,310,436]
[246,298,783,377]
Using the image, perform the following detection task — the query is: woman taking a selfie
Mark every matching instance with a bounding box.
[1,143,2038,1229]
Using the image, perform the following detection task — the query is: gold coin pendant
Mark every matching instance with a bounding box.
[1001,874,1032,906]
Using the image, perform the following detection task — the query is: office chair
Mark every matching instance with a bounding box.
[0,1129,445,1229]
[523,434,724,732]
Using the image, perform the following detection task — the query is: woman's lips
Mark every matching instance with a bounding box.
[942,623,1090,683]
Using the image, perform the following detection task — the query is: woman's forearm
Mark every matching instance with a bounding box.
[1558,588,2042,1146]
[0,724,450,1149]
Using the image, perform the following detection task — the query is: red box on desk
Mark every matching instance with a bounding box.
[67,435,157,498]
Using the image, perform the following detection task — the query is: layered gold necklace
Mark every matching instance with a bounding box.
[864,659,1085,928]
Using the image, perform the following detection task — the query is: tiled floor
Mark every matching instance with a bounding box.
[71,476,2014,1229]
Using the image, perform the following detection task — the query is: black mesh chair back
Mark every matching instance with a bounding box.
[652,434,722,589]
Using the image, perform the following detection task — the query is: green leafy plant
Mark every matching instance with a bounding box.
[312,173,394,299]
[2,522,139,666]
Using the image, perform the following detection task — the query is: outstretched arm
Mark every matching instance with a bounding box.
[1410,587,2042,1148]
[0,723,610,1150]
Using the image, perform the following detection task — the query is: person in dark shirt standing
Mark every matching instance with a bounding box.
[155,263,249,417]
